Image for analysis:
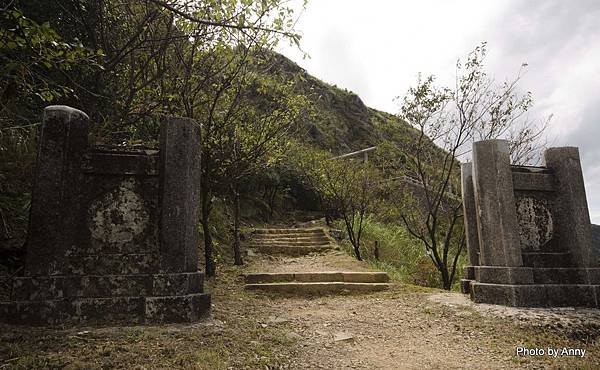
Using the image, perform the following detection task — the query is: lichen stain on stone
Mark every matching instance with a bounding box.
[89,179,149,247]
[516,196,553,250]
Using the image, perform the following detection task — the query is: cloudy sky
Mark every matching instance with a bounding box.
[277,0,600,223]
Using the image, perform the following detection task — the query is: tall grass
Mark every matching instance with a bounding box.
[336,216,466,290]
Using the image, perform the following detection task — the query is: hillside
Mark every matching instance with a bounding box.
[262,52,419,154]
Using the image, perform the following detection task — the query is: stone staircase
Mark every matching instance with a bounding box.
[245,227,334,256]
[244,227,390,295]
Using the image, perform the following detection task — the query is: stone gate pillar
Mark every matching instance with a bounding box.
[159,117,201,273]
[25,106,90,276]
[544,147,594,267]
[461,162,479,267]
[472,139,523,267]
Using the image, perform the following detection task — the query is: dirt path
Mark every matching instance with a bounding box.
[240,248,600,369]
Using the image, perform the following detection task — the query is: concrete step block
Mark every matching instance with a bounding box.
[470,282,600,308]
[247,240,331,246]
[244,282,389,294]
[244,271,389,284]
[251,245,332,256]
[253,228,327,235]
[251,236,331,242]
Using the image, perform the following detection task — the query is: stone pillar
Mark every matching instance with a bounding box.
[544,147,594,267]
[25,106,90,275]
[472,140,523,267]
[159,117,201,273]
[461,163,479,266]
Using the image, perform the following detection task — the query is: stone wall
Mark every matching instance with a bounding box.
[0,106,210,325]
[461,139,600,308]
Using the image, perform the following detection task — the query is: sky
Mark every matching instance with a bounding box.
[276,0,600,223]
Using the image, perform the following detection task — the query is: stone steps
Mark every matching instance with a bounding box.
[247,240,331,246]
[253,228,326,234]
[249,245,333,256]
[245,227,390,295]
[244,271,389,284]
[246,227,334,256]
[245,282,390,295]
[251,236,330,242]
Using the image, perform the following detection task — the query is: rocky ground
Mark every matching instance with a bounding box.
[1,238,600,369]
[244,251,600,369]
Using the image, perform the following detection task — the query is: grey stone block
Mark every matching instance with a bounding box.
[463,266,475,280]
[461,163,480,266]
[460,279,472,294]
[66,254,159,275]
[511,171,556,192]
[544,285,597,308]
[71,296,145,323]
[12,277,66,301]
[472,140,522,267]
[470,283,547,307]
[145,293,211,323]
[82,151,159,176]
[521,252,573,268]
[474,266,533,284]
[159,117,201,273]
[544,147,594,267]
[152,272,204,296]
[532,268,586,284]
[26,106,90,276]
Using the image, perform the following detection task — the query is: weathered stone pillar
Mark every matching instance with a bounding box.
[544,147,594,267]
[25,106,90,275]
[472,139,523,267]
[461,162,479,266]
[159,117,201,273]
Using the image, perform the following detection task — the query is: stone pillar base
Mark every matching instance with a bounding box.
[0,272,210,325]
[470,282,600,308]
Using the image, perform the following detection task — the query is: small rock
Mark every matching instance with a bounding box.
[333,332,354,342]
[268,316,289,324]
[286,332,303,341]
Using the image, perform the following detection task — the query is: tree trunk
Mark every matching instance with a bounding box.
[354,243,362,261]
[232,185,243,266]
[201,185,215,277]
[440,264,451,290]
[267,185,278,220]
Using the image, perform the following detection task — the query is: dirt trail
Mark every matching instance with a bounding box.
[241,243,600,369]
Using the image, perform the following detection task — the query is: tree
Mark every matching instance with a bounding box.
[396,43,550,290]
[321,160,379,261]
[290,144,380,261]
[1,0,306,277]
[158,3,305,276]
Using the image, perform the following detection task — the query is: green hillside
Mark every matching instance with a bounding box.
[260,52,419,154]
